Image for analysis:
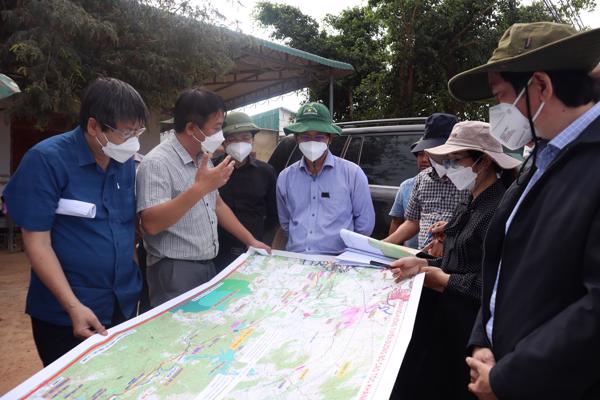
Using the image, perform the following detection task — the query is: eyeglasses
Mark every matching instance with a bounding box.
[104,124,146,140]
[297,134,329,143]
[441,157,468,169]
[442,155,482,170]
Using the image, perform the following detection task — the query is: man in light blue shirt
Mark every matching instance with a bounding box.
[276,102,375,254]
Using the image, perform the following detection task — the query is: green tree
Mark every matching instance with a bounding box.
[255,2,388,121]
[255,0,596,120]
[0,0,240,124]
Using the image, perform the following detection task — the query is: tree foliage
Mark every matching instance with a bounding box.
[255,2,387,121]
[255,0,596,120]
[0,0,241,124]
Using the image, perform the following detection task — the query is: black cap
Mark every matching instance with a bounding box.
[411,113,458,153]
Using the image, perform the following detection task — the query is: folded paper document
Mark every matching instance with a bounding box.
[55,199,96,218]
[336,229,417,267]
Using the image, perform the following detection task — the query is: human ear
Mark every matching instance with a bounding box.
[533,72,553,103]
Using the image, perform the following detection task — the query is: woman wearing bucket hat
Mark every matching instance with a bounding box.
[447,22,600,400]
[275,102,374,254]
[389,121,520,400]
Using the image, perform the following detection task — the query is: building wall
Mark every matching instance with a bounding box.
[253,131,278,162]
[0,107,11,187]
[138,109,163,155]
[278,108,295,136]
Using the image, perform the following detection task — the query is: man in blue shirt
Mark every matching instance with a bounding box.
[275,102,375,254]
[3,78,148,366]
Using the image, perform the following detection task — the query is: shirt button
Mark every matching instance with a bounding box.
[312,196,316,199]
[312,214,315,217]
[309,231,312,234]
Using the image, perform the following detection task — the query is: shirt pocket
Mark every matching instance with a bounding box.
[113,180,136,223]
[319,188,351,225]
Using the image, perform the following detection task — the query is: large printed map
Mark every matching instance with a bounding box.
[4,250,423,400]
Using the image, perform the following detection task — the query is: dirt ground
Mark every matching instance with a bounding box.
[0,250,43,395]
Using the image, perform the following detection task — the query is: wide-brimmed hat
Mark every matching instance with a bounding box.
[283,102,342,135]
[412,113,458,153]
[223,112,260,137]
[449,22,600,101]
[426,121,521,170]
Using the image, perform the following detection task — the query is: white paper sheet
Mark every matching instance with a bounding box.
[55,199,96,218]
[336,250,395,267]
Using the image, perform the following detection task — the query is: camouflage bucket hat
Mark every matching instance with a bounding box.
[283,102,342,135]
[449,22,600,101]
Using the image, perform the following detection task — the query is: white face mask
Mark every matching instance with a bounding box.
[97,134,140,163]
[446,165,477,191]
[226,142,253,162]
[445,157,481,192]
[429,157,447,177]
[299,141,328,162]
[193,129,224,154]
[489,78,545,150]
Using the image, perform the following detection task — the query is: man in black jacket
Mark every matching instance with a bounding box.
[448,22,600,399]
[213,112,278,271]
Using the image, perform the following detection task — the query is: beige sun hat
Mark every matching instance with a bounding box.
[425,121,521,170]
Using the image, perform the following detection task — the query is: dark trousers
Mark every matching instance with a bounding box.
[391,289,440,399]
[31,304,128,367]
[137,240,151,314]
[391,289,478,400]
[214,245,246,273]
[146,258,216,308]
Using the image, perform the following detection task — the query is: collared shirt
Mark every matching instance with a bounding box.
[136,133,218,264]
[405,167,470,247]
[389,176,419,249]
[429,180,506,302]
[213,154,278,251]
[276,151,375,255]
[487,101,600,343]
[3,127,141,326]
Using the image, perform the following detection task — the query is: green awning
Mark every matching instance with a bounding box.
[203,33,354,110]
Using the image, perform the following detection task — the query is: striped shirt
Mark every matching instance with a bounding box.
[136,134,218,265]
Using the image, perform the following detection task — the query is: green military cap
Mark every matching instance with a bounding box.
[449,22,600,101]
[283,102,342,135]
[223,112,260,137]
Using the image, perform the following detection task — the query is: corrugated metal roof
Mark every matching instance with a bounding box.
[256,38,354,71]
[203,31,355,110]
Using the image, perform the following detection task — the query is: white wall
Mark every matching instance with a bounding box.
[278,108,295,137]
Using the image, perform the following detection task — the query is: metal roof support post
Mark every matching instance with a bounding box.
[329,74,334,117]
